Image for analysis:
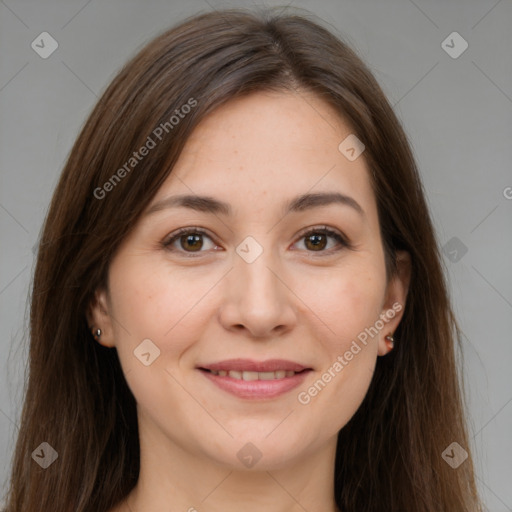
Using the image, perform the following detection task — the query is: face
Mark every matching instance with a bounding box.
[89,90,410,471]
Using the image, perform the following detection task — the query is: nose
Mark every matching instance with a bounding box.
[218,248,298,339]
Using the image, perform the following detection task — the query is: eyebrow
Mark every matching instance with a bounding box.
[145,192,365,218]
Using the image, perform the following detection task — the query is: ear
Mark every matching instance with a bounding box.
[377,250,411,356]
[85,287,116,348]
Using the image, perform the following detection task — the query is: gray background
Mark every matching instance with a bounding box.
[0,0,511,509]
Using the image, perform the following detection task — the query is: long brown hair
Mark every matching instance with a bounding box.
[3,7,482,511]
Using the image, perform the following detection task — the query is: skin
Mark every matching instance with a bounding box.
[88,90,411,512]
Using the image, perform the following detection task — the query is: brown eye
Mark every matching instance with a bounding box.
[180,233,203,252]
[294,227,350,254]
[304,233,328,251]
[163,228,218,256]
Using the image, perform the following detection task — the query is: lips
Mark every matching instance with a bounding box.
[197,359,312,399]
[205,369,298,380]
[198,358,310,373]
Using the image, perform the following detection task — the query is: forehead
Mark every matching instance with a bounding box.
[152,90,376,218]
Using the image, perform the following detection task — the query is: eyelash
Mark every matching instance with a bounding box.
[162,225,352,257]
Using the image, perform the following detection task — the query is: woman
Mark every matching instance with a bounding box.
[4,7,483,512]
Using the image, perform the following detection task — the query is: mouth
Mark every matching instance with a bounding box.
[196,359,313,399]
[199,368,307,380]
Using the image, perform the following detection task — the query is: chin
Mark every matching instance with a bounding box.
[200,434,310,472]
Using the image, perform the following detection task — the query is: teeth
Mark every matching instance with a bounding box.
[208,369,299,380]
[242,371,259,381]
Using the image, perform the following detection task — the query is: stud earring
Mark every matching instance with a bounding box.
[91,327,102,340]
[384,333,395,351]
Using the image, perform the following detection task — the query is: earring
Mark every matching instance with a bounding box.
[384,333,395,351]
[91,327,102,340]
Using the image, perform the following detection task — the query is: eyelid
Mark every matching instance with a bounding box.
[164,226,214,241]
[162,226,219,255]
[291,225,352,252]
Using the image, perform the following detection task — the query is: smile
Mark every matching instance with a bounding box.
[204,369,301,380]
[196,358,313,399]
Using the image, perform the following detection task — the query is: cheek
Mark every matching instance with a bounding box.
[300,262,386,346]
[108,258,219,367]
[292,264,385,427]
[106,260,214,426]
